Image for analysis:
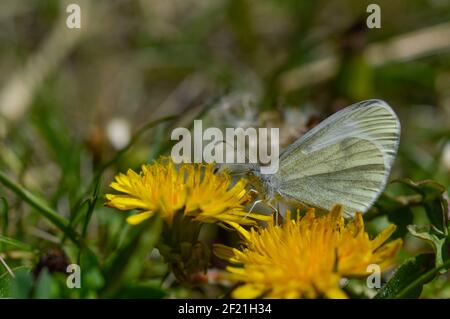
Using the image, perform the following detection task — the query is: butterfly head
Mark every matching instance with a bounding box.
[245,165,280,201]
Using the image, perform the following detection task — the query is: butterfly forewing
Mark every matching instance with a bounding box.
[276,99,400,216]
[279,138,386,217]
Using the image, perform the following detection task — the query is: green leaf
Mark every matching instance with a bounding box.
[407,225,449,271]
[424,197,448,237]
[396,179,448,235]
[375,254,435,299]
[394,258,450,299]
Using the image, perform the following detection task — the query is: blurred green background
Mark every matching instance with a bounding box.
[0,0,449,298]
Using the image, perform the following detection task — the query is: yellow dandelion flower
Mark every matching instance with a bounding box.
[214,205,402,299]
[105,157,270,228]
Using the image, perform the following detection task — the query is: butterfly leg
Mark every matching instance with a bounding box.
[267,201,281,225]
[240,196,263,221]
[248,199,263,214]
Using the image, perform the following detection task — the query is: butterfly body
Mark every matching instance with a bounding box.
[247,167,281,202]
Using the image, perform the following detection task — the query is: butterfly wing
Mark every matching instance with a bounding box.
[277,99,400,217]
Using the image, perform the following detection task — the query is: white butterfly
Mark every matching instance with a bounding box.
[247,99,401,217]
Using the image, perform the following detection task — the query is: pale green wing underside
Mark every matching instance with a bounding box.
[277,99,400,217]
[278,138,385,217]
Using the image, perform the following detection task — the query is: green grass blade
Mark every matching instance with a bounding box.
[0,171,69,230]
[0,197,8,235]
[0,235,35,252]
[0,171,93,256]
